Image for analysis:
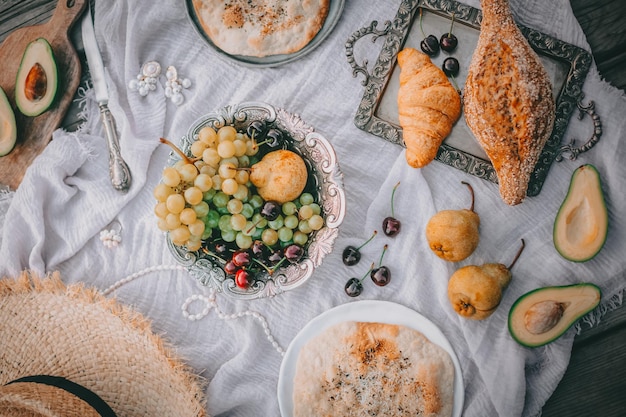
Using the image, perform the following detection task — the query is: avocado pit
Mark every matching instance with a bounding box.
[25,62,48,102]
[524,300,566,335]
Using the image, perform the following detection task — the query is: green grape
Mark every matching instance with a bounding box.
[235,232,253,249]
[170,225,191,246]
[243,221,257,237]
[194,174,213,192]
[184,186,203,206]
[227,198,243,214]
[282,201,297,216]
[309,203,321,215]
[211,175,223,190]
[203,188,216,201]
[213,191,229,208]
[284,214,299,229]
[193,201,210,218]
[268,215,284,230]
[221,178,239,195]
[180,208,197,225]
[299,192,314,206]
[188,219,205,237]
[217,141,236,159]
[240,203,254,219]
[205,210,220,228]
[233,139,247,157]
[216,206,230,215]
[179,163,198,182]
[233,184,249,201]
[201,227,212,240]
[298,219,313,234]
[218,214,233,231]
[238,155,250,167]
[203,148,221,167]
[221,229,236,242]
[278,226,293,242]
[293,231,308,246]
[218,162,237,179]
[250,213,267,229]
[249,195,263,209]
[217,125,237,142]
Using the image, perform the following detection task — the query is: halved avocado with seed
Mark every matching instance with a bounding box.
[553,164,608,262]
[0,87,17,156]
[508,283,601,348]
[15,38,59,117]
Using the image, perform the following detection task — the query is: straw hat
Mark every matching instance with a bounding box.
[0,271,207,417]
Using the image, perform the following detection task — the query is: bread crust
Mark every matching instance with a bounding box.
[192,0,330,57]
[464,0,555,205]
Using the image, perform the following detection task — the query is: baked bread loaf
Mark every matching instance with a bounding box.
[293,321,455,417]
[397,48,462,168]
[192,0,329,57]
[464,0,555,205]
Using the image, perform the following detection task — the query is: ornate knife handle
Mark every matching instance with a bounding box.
[100,104,132,192]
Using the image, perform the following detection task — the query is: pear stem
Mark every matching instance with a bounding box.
[508,239,526,270]
[356,230,378,250]
[390,181,400,218]
[461,181,475,212]
[160,137,195,165]
[378,244,388,267]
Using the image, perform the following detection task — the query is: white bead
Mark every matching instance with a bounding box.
[172,93,184,105]
[182,78,191,88]
[128,79,138,90]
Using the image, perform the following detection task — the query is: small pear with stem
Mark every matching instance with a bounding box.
[447,239,526,320]
[426,181,480,262]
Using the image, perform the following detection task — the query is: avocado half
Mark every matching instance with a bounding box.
[0,87,17,156]
[15,38,59,117]
[508,283,601,348]
[553,164,608,262]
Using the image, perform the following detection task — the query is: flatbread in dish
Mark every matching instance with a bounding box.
[293,321,454,417]
[191,0,330,57]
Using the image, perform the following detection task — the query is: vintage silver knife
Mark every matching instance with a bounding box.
[81,2,131,192]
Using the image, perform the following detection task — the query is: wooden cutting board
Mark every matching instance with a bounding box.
[0,0,86,190]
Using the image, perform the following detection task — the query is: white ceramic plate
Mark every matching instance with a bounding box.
[277,300,464,416]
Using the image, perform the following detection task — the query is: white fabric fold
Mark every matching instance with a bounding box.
[1,0,625,416]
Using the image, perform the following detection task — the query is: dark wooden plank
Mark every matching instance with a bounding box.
[570,0,626,90]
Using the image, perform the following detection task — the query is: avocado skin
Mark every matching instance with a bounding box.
[553,164,608,262]
[15,38,59,117]
[508,283,601,348]
[0,87,17,156]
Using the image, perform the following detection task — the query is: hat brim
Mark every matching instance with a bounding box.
[0,272,206,417]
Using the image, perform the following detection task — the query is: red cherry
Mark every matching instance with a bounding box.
[235,269,251,288]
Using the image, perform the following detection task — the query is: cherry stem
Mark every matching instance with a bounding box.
[160,137,196,165]
[359,263,376,283]
[201,247,227,263]
[378,244,388,267]
[356,230,378,250]
[419,8,426,38]
[508,239,526,270]
[461,181,475,212]
[447,14,455,37]
[390,181,400,218]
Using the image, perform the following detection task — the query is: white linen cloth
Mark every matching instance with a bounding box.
[1,0,625,416]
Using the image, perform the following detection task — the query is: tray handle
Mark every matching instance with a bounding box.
[556,97,602,162]
[345,20,392,86]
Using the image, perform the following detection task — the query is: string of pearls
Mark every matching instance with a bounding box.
[101,264,285,356]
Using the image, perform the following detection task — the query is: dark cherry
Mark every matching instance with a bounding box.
[442,57,460,77]
[214,242,228,254]
[267,250,283,265]
[370,245,391,286]
[344,263,375,297]
[342,230,377,266]
[260,201,281,221]
[235,269,251,288]
[232,250,251,267]
[419,8,439,56]
[439,15,458,52]
[382,181,401,237]
[265,128,283,148]
[284,244,304,263]
[251,240,266,257]
[246,120,267,140]
[420,35,440,56]
[224,261,238,275]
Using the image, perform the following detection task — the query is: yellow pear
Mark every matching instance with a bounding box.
[250,149,308,204]
[448,239,525,320]
[426,182,480,262]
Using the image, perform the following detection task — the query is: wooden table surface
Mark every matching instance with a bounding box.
[1,0,625,415]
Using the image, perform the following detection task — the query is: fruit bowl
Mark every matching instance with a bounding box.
[163,102,345,299]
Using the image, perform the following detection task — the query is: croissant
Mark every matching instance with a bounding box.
[464,0,555,205]
[397,48,461,168]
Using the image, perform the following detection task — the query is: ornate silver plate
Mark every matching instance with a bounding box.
[185,0,345,68]
[166,102,346,299]
[346,0,598,197]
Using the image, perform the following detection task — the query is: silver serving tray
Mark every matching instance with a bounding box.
[185,0,345,68]
[346,0,598,197]
[166,102,346,299]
